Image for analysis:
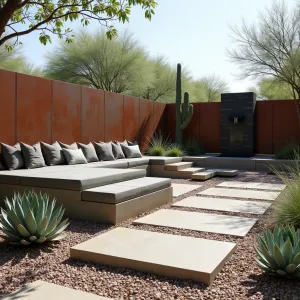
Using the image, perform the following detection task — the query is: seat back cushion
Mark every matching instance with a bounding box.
[121,144,142,158]
[20,142,46,169]
[59,142,78,150]
[1,142,25,170]
[127,140,138,146]
[62,148,88,165]
[77,142,99,162]
[40,141,66,166]
[0,153,6,170]
[112,141,125,159]
[94,142,115,161]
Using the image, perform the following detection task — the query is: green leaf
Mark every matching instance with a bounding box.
[47,233,67,241]
[285,263,296,273]
[282,239,293,264]
[25,208,37,235]
[20,239,31,246]
[17,224,31,238]
[273,244,286,269]
[36,216,48,236]
[36,236,46,243]
[292,252,300,266]
[44,218,57,236]
[46,219,69,239]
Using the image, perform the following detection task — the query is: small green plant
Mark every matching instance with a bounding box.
[146,131,171,156]
[270,152,300,228]
[184,137,205,155]
[165,143,186,157]
[0,191,69,246]
[255,226,300,278]
[275,139,300,160]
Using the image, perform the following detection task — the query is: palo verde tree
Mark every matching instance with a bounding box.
[0,0,157,49]
[228,0,300,120]
[44,30,148,93]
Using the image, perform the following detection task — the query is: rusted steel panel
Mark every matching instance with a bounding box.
[139,98,154,152]
[123,95,140,142]
[0,70,16,145]
[81,87,105,143]
[52,80,81,143]
[153,102,166,135]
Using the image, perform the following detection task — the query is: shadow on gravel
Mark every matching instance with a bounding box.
[62,258,209,291]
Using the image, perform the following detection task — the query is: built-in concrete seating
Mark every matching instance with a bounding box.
[0,157,177,224]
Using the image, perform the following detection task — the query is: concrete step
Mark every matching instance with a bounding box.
[70,227,236,285]
[177,167,205,177]
[191,171,216,181]
[164,162,193,171]
[208,169,238,177]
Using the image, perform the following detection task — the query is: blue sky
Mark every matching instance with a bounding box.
[18,0,294,92]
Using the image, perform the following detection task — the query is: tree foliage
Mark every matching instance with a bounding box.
[0,0,157,49]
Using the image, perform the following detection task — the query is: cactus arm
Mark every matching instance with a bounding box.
[181,104,193,130]
[182,92,189,121]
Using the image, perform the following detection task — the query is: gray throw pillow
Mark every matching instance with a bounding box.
[40,141,66,166]
[127,140,138,146]
[112,141,125,159]
[1,143,25,170]
[121,144,142,158]
[0,153,6,170]
[77,142,99,162]
[62,148,88,165]
[20,142,46,169]
[59,142,78,150]
[94,142,115,161]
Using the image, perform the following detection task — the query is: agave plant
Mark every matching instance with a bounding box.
[0,191,69,246]
[255,226,300,277]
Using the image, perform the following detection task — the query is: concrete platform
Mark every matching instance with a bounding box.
[70,227,236,285]
[164,162,193,171]
[199,188,280,201]
[172,196,271,214]
[191,171,216,181]
[1,280,112,299]
[133,209,258,237]
[217,181,286,191]
[172,183,201,197]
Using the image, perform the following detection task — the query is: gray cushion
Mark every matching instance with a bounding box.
[121,144,142,158]
[62,148,88,165]
[40,141,66,166]
[20,142,46,169]
[127,140,138,146]
[112,141,125,159]
[77,142,99,162]
[0,153,6,170]
[94,142,115,161]
[1,142,25,170]
[59,142,78,150]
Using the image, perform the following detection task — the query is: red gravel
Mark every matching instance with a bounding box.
[1,171,299,300]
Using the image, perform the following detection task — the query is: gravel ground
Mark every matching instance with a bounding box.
[1,171,299,300]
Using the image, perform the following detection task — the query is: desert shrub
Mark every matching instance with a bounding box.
[146,131,171,156]
[270,153,300,229]
[184,137,205,155]
[255,225,300,278]
[165,143,186,157]
[275,139,300,160]
[0,191,69,246]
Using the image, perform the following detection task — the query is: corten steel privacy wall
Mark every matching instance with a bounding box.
[165,101,300,154]
[0,69,166,151]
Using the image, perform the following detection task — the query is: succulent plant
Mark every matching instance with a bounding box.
[255,226,300,277]
[175,63,193,145]
[0,191,69,246]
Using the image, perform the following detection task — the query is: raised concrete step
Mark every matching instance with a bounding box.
[133,209,258,237]
[173,196,271,215]
[2,280,112,299]
[217,181,286,191]
[199,187,280,201]
[191,170,216,181]
[210,169,238,177]
[178,167,205,177]
[172,183,202,197]
[164,162,193,171]
[70,227,236,285]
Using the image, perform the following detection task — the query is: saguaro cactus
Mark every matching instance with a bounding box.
[176,63,193,144]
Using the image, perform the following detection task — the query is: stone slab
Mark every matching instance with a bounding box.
[178,167,205,176]
[191,171,216,181]
[133,209,258,237]
[70,227,236,285]
[199,188,280,201]
[217,181,286,191]
[172,183,201,197]
[1,280,112,299]
[172,196,271,215]
[164,162,193,171]
[210,169,238,177]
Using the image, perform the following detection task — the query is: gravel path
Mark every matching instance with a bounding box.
[1,171,299,300]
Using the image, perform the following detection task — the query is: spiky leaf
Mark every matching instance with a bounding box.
[25,208,37,235]
[17,224,31,238]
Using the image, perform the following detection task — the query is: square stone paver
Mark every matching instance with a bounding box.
[172,196,271,214]
[172,183,201,197]
[133,209,258,237]
[2,280,112,299]
[217,181,286,191]
[70,227,236,285]
[198,188,280,201]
